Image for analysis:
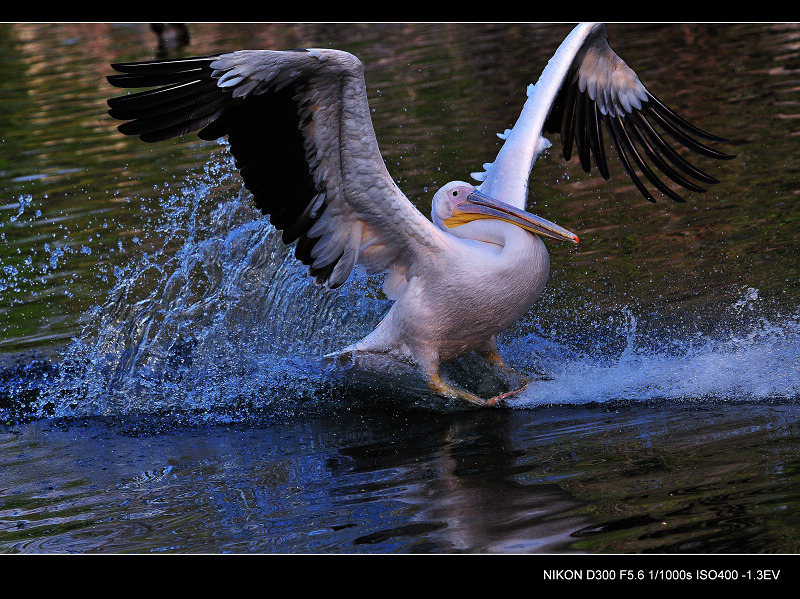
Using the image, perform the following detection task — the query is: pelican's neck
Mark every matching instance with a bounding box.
[474,23,604,210]
[444,218,535,251]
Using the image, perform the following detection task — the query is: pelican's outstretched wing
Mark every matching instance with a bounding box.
[107,49,444,291]
[473,23,734,208]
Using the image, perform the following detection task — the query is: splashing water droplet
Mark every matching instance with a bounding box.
[38,152,387,421]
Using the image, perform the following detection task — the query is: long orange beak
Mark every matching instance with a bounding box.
[443,190,579,244]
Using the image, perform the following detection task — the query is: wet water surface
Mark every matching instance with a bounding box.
[1,23,800,555]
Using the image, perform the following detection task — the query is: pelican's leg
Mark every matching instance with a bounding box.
[480,347,517,372]
[480,347,505,368]
[416,350,501,407]
[478,339,532,381]
[477,337,511,368]
[477,339,532,402]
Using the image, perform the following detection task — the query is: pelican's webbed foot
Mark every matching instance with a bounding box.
[428,372,499,407]
[427,371,530,408]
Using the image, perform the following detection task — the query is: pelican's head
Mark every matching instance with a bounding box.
[432,181,579,244]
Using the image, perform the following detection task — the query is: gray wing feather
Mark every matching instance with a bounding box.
[107,48,443,289]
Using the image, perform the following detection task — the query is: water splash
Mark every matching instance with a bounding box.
[504,298,800,407]
[33,151,389,421]
[3,151,799,422]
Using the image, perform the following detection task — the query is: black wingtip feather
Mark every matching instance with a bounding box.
[645,90,732,145]
[106,54,346,287]
[548,73,733,203]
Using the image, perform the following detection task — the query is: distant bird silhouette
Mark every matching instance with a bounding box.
[150,23,190,56]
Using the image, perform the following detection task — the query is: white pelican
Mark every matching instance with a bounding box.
[106,23,733,407]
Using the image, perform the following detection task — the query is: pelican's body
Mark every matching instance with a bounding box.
[350,204,551,390]
[106,23,732,407]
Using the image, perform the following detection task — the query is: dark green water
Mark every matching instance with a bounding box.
[0,23,799,557]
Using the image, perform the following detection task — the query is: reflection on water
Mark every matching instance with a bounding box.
[2,403,799,553]
[0,23,799,554]
[1,410,574,553]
